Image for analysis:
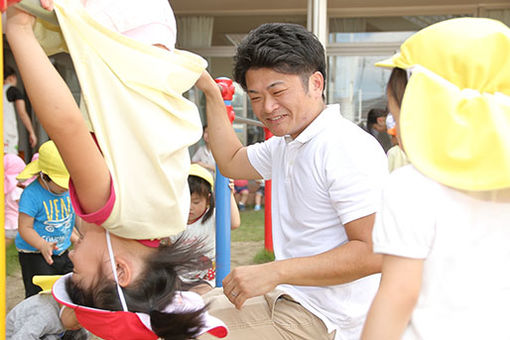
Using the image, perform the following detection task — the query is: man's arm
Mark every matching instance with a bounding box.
[14,99,37,148]
[195,72,261,180]
[222,213,382,309]
[361,255,423,340]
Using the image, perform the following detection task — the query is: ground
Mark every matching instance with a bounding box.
[6,240,264,312]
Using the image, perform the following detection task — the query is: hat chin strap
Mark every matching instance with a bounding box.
[105,231,129,312]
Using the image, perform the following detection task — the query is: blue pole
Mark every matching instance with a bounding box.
[215,166,231,287]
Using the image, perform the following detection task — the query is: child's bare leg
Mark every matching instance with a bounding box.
[5,7,110,214]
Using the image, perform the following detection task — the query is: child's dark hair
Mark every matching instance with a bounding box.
[234,23,326,97]
[387,67,408,108]
[188,175,214,223]
[66,238,210,340]
[4,65,16,80]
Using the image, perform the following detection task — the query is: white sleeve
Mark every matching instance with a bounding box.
[372,167,436,259]
[247,137,279,180]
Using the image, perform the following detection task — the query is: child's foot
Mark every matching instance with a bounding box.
[254,204,261,211]
[238,202,246,211]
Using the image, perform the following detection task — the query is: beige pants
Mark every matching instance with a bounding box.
[200,288,336,340]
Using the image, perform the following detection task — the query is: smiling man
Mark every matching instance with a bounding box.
[196,23,388,340]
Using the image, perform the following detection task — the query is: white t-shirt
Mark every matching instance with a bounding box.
[373,165,510,340]
[172,210,216,286]
[192,145,216,176]
[247,104,388,340]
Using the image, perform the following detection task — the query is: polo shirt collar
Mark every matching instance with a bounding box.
[284,104,340,145]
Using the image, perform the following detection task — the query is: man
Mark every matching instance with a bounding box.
[196,23,388,340]
[366,108,392,153]
[3,65,37,154]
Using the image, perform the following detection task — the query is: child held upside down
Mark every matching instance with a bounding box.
[6,1,227,339]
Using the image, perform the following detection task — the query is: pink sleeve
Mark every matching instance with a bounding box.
[69,178,116,225]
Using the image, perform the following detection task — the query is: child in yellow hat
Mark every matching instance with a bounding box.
[362,18,510,339]
[171,164,240,294]
[14,140,77,298]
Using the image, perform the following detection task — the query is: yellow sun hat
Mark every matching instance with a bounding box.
[17,140,70,189]
[376,17,510,191]
[189,163,214,189]
[33,275,62,294]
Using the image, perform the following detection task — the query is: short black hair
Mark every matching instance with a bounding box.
[366,108,387,130]
[188,175,214,223]
[4,65,16,80]
[233,23,326,94]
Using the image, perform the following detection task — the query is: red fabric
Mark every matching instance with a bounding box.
[208,326,228,338]
[234,179,248,187]
[69,177,116,226]
[74,307,158,340]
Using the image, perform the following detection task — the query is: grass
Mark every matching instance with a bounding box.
[231,208,265,242]
[253,248,275,264]
[232,208,274,263]
[6,243,20,276]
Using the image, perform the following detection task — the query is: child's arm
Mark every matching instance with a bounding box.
[18,212,57,265]
[361,254,423,340]
[5,8,110,214]
[229,181,241,230]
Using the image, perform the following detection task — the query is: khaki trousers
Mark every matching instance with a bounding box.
[200,288,336,340]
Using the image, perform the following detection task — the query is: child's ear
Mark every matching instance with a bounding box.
[115,257,132,287]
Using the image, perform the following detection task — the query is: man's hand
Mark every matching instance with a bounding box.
[222,262,281,309]
[38,240,57,265]
[195,71,221,96]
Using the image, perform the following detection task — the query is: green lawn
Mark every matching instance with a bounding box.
[6,243,20,276]
[233,209,275,263]
[231,209,265,242]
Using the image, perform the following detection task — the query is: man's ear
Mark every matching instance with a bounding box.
[308,71,324,99]
[115,257,133,287]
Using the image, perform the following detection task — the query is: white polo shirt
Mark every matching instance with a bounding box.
[247,104,388,340]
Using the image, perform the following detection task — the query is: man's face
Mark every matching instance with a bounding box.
[245,68,324,139]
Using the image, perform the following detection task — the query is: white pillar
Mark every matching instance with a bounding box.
[307,0,328,47]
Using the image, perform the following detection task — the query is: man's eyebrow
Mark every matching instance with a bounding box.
[247,81,286,94]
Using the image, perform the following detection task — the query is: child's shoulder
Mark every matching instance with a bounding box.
[21,180,41,194]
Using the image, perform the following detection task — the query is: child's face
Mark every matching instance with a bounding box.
[47,181,68,194]
[188,193,209,224]
[69,222,109,289]
[203,127,210,144]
